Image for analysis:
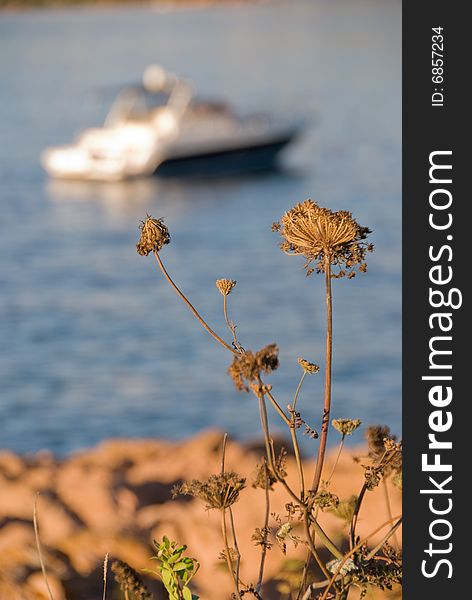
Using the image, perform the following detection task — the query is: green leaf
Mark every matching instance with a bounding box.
[182,586,193,600]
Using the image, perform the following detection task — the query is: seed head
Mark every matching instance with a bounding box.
[173,471,246,510]
[136,215,170,256]
[332,418,362,436]
[228,344,279,392]
[274,200,373,277]
[313,490,339,510]
[297,357,320,374]
[111,560,153,600]
[216,279,237,296]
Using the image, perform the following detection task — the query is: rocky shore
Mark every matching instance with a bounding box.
[0,431,401,599]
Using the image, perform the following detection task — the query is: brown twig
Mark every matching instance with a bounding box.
[33,493,55,600]
[153,252,237,354]
[221,509,242,600]
[311,259,333,495]
[257,389,342,560]
[320,515,402,600]
[256,460,271,594]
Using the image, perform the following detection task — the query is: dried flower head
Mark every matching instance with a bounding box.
[297,358,320,374]
[332,418,362,436]
[274,200,373,276]
[136,215,170,256]
[111,560,153,600]
[252,449,287,489]
[228,344,279,392]
[363,465,383,490]
[366,425,402,476]
[216,279,237,296]
[251,527,272,550]
[173,471,246,510]
[350,550,402,597]
[313,490,339,510]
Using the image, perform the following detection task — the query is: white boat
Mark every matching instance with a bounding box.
[41,65,302,181]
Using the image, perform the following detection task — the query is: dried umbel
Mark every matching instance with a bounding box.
[252,449,287,489]
[111,560,153,600]
[173,471,246,510]
[351,547,402,597]
[312,490,339,510]
[297,357,320,374]
[251,527,272,549]
[273,200,373,276]
[228,344,279,392]
[216,278,237,296]
[332,418,362,436]
[366,425,403,476]
[136,215,170,256]
[363,465,383,490]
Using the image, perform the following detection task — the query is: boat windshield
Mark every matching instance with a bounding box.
[105,88,172,125]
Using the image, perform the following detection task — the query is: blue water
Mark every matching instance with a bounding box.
[0,0,401,455]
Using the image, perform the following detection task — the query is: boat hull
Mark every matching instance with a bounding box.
[154,135,295,177]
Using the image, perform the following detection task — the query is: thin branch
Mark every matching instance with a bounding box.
[311,260,333,495]
[33,493,55,600]
[221,432,228,474]
[221,510,242,600]
[382,478,399,547]
[292,371,307,412]
[229,508,242,585]
[319,515,402,600]
[264,386,291,426]
[256,460,271,594]
[297,549,311,600]
[290,423,306,501]
[223,294,240,349]
[325,435,345,487]
[153,252,237,354]
[257,390,342,560]
[365,518,402,561]
[349,483,367,549]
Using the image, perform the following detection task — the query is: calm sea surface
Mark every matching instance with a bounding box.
[0,0,401,455]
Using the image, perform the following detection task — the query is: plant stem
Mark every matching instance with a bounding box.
[264,386,291,426]
[290,372,307,499]
[223,294,240,349]
[229,508,242,585]
[292,371,307,412]
[303,511,331,580]
[221,509,242,600]
[382,478,399,547]
[257,390,342,560]
[311,260,333,496]
[256,461,271,595]
[290,424,305,501]
[365,518,402,560]
[33,493,55,600]
[326,435,345,487]
[153,252,237,354]
[319,515,402,600]
[349,483,367,549]
[221,432,228,474]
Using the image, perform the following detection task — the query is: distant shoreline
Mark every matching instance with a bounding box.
[2,0,261,12]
